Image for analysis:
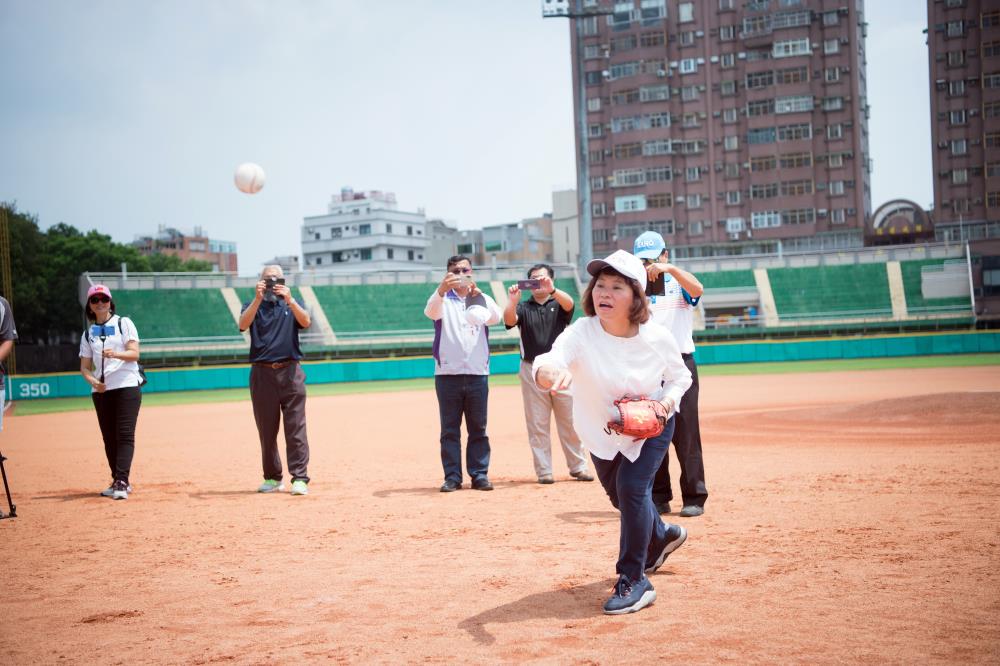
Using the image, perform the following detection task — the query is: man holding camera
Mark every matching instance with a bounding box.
[424,255,502,492]
[503,264,591,485]
[633,231,708,518]
[239,265,312,496]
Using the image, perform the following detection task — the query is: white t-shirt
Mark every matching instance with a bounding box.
[532,316,692,462]
[648,276,699,354]
[78,315,143,391]
[424,290,502,375]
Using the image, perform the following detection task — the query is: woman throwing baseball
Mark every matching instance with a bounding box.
[533,250,692,615]
[79,285,144,500]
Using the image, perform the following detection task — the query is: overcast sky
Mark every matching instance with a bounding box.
[0,0,930,275]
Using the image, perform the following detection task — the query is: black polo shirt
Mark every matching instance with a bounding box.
[505,297,574,363]
[244,299,304,363]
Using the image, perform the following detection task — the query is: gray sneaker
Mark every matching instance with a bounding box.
[679,505,704,517]
[257,479,284,493]
[102,482,132,497]
[111,479,130,500]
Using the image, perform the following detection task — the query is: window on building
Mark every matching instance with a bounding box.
[773,10,810,29]
[947,50,966,67]
[593,202,607,216]
[642,139,673,155]
[984,41,1000,58]
[744,15,771,35]
[946,21,965,37]
[408,250,415,260]
[681,85,699,101]
[827,124,843,140]
[987,133,1000,149]
[682,113,699,127]
[773,38,810,58]
[587,97,602,112]
[828,180,845,195]
[747,99,774,118]
[781,208,815,225]
[720,80,737,96]
[385,223,392,234]
[823,39,840,54]
[724,135,739,150]
[822,96,844,111]
[386,248,394,259]
[647,193,673,208]
[987,162,1000,178]
[680,30,696,46]
[689,219,705,235]
[314,232,320,240]
[726,190,741,205]
[952,168,969,185]
[985,72,1000,88]
[751,183,779,199]
[948,79,966,96]
[988,191,1000,208]
[775,95,813,113]
[781,180,813,197]
[828,153,845,167]
[751,155,778,172]
[360,248,372,261]
[983,11,1000,27]
[637,167,668,185]
[359,224,371,235]
[615,142,643,158]
[686,166,701,182]
[830,209,846,223]
[986,102,1000,118]
[751,211,781,228]
[640,31,665,47]
[588,123,603,137]
[615,195,647,213]
[746,70,774,89]
[822,11,839,26]
[780,152,812,168]
[315,257,323,265]
[950,109,967,125]
[825,67,841,83]
[720,25,736,41]
[720,53,736,69]
[776,66,808,84]
[584,44,602,60]
[331,227,342,238]
[725,163,741,178]
[951,139,968,155]
[723,107,738,123]
[687,193,703,209]
[591,175,606,190]
[778,123,811,141]
[585,71,603,86]
[748,127,776,144]
[611,35,637,53]
[680,59,697,74]
[678,2,694,22]
[719,0,735,9]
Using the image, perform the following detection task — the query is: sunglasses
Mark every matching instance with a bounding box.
[89,295,111,304]
[450,267,473,275]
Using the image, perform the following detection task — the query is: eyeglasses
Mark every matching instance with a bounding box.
[89,296,111,304]
[450,267,473,275]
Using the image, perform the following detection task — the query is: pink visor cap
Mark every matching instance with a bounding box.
[586,249,647,292]
[87,284,113,300]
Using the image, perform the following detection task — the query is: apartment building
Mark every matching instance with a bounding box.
[132,225,238,272]
[927,0,1000,241]
[567,0,872,258]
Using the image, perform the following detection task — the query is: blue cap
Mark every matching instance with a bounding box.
[633,231,666,259]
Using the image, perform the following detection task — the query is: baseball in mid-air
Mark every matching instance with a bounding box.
[234,162,266,194]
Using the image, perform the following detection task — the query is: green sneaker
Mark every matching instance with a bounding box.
[257,479,284,493]
[290,480,309,496]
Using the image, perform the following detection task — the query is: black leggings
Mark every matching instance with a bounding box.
[92,386,142,482]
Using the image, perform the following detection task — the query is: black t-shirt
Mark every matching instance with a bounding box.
[506,297,574,363]
[244,299,303,363]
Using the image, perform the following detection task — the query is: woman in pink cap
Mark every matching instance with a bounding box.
[78,284,144,500]
[532,250,692,615]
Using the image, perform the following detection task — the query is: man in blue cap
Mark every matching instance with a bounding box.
[632,231,708,517]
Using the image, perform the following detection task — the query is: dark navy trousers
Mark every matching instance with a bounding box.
[434,374,491,484]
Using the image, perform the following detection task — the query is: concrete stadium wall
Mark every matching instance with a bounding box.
[9,332,999,401]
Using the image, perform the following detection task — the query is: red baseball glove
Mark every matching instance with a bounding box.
[604,396,670,441]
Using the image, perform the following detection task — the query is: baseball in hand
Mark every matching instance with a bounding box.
[234,162,266,194]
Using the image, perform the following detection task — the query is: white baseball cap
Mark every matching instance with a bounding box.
[586,249,647,292]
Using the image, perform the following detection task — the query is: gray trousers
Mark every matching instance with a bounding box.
[250,362,310,483]
[519,360,588,478]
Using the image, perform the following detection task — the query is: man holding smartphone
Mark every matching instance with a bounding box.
[239,265,313,496]
[504,264,591,484]
[633,231,708,518]
[424,255,502,492]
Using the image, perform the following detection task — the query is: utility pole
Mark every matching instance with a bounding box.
[542,0,613,273]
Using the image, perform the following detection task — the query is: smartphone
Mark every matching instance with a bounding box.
[645,273,665,297]
[517,279,541,291]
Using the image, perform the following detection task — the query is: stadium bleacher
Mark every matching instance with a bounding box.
[766,264,893,319]
[112,289,239,340]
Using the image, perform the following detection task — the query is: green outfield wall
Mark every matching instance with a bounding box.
[9,331,999,401]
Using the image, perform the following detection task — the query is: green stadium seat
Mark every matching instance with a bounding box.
[111,289,240,340]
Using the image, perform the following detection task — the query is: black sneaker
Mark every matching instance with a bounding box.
[654,501,671,515]
[603,575,656,615]
[440,479,461,492]
[111,479,129,501]
[679,505,704,517]
[645,524,687,574]
[471,476,494,491]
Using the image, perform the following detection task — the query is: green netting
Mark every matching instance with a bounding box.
[112,289,239,339]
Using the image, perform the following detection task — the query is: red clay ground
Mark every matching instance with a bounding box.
[1,366,999,664]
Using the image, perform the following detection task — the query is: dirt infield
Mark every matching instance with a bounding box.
[2,365,999,664]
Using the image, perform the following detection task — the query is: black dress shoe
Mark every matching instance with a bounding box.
[440,479,461,492]
[471,476,494,491]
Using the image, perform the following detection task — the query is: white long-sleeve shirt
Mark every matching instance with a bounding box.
[424,290,502,375]
[532,316,692,462]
